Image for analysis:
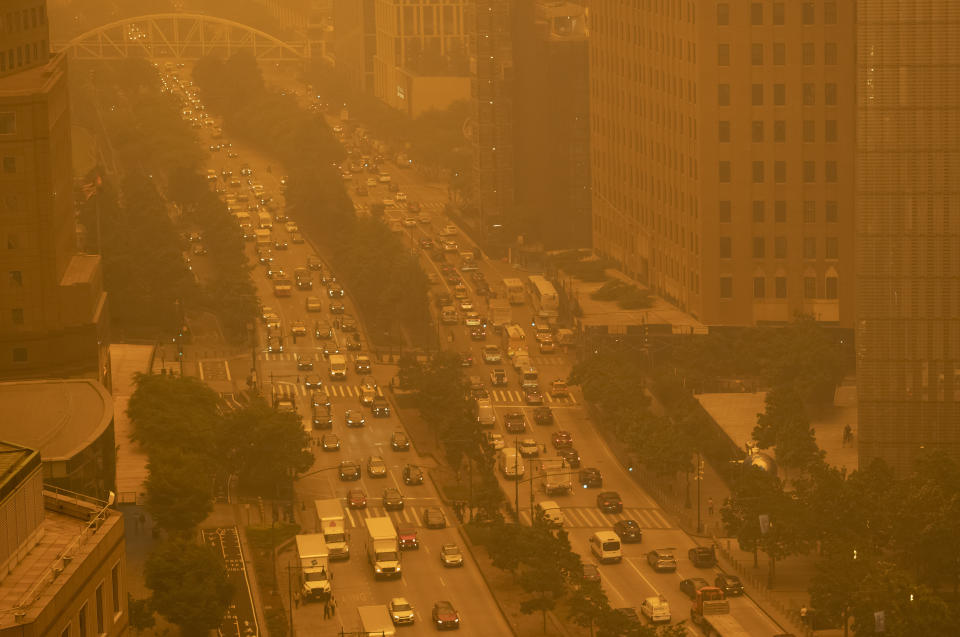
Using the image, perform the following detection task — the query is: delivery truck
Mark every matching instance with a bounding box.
[314,499,349,560]
[365,516,401,578]
[295,534,330,601]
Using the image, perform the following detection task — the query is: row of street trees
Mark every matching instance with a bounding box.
[192,52,432,345]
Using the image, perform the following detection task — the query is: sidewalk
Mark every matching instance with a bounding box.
[110,343,155,505]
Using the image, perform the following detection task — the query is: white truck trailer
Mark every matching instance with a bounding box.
[314,498,349,560]
[365,516,401,579]
[295,534,330,601]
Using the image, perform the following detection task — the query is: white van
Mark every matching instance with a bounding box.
[589,531,622,564]
[476,399,496,428]
[520,367,539,390]
[258,211,273,229]
[328,354,347,380]
[536,501,564,526]
[498,448,525,479]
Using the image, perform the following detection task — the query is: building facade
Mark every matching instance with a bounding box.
[589,0,854,327]
[333,0,377,92]
[0,1,109,380]
[855,1,960,474]
[513,0,590,249]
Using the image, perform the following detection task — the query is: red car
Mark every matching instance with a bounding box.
[551,430,573,449]
[347,488,367,509]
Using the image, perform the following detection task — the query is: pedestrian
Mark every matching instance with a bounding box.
[708,497,714,516]
[137,512,145,532]
[323,600,330,619]
[843,424,853,446]
[330,595,337,617]
[800,606,809,626]
[294,591,300,608]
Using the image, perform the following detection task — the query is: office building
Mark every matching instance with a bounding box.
[0,442,128,636]
[372,0,470,118]
[589,1,854,326]
[513,0,590,249]
[855,1,960,474]
[333,0,377,92]
[0,0,109,380]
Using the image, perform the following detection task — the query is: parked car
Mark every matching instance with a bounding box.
[715,572,745,596]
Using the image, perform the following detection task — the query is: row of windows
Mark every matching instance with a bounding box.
[717,2,838,27]
[718,42,839,66]
[718,160,839,184]
[719,119,839,143]
[1,5,46,33]
[59,562,123,637]
[719,274,840,300]
[718,83,840,106]
[718,200,840,224]
[719,236,840,259]
[0,40,46,73]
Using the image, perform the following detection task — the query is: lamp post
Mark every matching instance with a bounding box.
[696,453,704,534]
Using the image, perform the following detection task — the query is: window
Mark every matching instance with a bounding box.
[804,201,816,222]
[774,120,786,142]
[803,83,816,105]
[774,161,786,183]
[773,43,785,65]
[719,236,732,258]
[802,2,815,25]
[0,112,15,135]
[752,161,764,183]
[824,2,838,24]
[752,201,765,222]
[751,120,764,142]
[752,237,765,258]
[775,236,787,258]
[775,201,786,223]
[803,120,815,142]
[718,200,731,222]
[804,276,817,298]
[13,347,26,362]
[751,43,763,65]
[720,276,733,299]
[826,276,838,299]
[751,3,763,25]
[825,83,838,105]
[9,270,22,286]
[774,83,786,105]
[825,161,838,182]
[773,2,785,25]
[96,584,105,633]
[754,277,766,298]
[78,604,88,637]
[718,44,730,66]
[801,43,814,66]
[61,627,70,637]
[7,234,19,249]
[751,84,763,106]
[11,308,23,324]
[718,120,730,142]
[2,156,14,173]
[824,42,838,65]
[717,3,730,25]
[825,119,838,142]
[112,563,121,614]
[803,237,817,259]
[718,83,730,106]
[826,237,839,259]
[719,161,731,183]
[775,276,787,298]
[825,200,838,222]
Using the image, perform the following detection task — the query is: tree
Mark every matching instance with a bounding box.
[144,449,214,535]
[127,594,156,634]
[127,373,221,452]
[144,539,233,636]
[753,384,823,473]
[567,580,611,637]
[848,561,957,637]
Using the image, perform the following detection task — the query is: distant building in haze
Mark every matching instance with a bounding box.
[332,0,377,93]
[855,1,960,474]
[0,0,109,381]
[588,0,855,327]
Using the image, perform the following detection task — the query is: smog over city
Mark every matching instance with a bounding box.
[0,1,956,636]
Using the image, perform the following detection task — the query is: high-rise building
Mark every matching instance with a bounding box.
[467,0,514,237]
[0,1,109,380]
[512,0,590,249]
[855,1,960,474]
[0,442,128,635]
[333,0,377,92]
[372,0,470,118]
[589,1,854,327]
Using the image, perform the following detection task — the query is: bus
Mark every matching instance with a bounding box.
[528,275,559,319]
[501,324,526,358]
[503,278,526,305]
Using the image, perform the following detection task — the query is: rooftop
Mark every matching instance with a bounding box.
[59,254,101,287]
[0,379,113,462]
[0,52,64,97]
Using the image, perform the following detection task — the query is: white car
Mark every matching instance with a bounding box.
[285,221,299,233]
[485,432,505,450]
[389,597,415,625]
[439,224,458,237]
[395,192,407,202]
[640,596,671,624]
[366,177,377,187]
[402,217,417,227]
[518,438,539,457]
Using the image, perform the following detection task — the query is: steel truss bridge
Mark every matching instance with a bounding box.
[53,13,312,63]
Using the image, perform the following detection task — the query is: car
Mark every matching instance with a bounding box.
[329,300,345,313]
[458,299,474,313]
[355,355,371,374]
[680,577,711,599]
[372,396,391,417]
[285,221,299,233]
[257,249,273,265]
[525,388,544,405]
[328,283,345,298]
[440,543,464,568]
[463,311,482,327]
[273,238,288,250]
[296,357,314,371]
[423,507,447,529]
[557,447,581,468]
[191,243,207,256]
[715,572,745,596]
[359,383,377,406]
[266,264,285,279]
[504,411,527,434]
[489,368,508,385]
[307,256,323,271]
[338,460,361,481]
[549,379,569,397]
[581,563,601,584]
[538,339,556,354]
[639,596,671,625]
[460,352,473,367]
[579,467,603,488]
[442,240,459,252]
[432,600,460,630]
[305,296,323,312]
[439,224,458,237]
[389,597,415,625]
[484,431,505,450]
[482,346,502,364]
[290,320,307,337]
[382,487,405,510]
[646,548,678,572]
[347,487,366,508]
[613,519,643,543]
[344,409,365,428]
[397,525,419,550]
[319,433,340,451]
[688,546,717,568]
[470,325,487,341]
[367,455,388,478]
[302,373,322,389]
[322,342,340,359]
[346,337,361,351]
[518,438,539,457]
[391,431,410,451]
[402,464,424,485]
[402,216,417,227]
[459,261,479,273]
[551,430,573,449]
[596,491,623,513]
[533,406,554,426]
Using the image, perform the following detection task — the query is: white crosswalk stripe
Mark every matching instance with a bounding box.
[342,505,441,528]
[516,507,674,529]
[487,389,576,406]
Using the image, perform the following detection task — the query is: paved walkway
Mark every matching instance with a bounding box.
[110,344,155,505]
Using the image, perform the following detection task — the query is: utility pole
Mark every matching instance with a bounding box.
[696,452,703,534]
[514,437,520,521]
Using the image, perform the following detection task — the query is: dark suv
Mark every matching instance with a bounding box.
[689,546,717,568]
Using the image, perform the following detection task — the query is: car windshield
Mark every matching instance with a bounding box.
[393,602,411,611]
